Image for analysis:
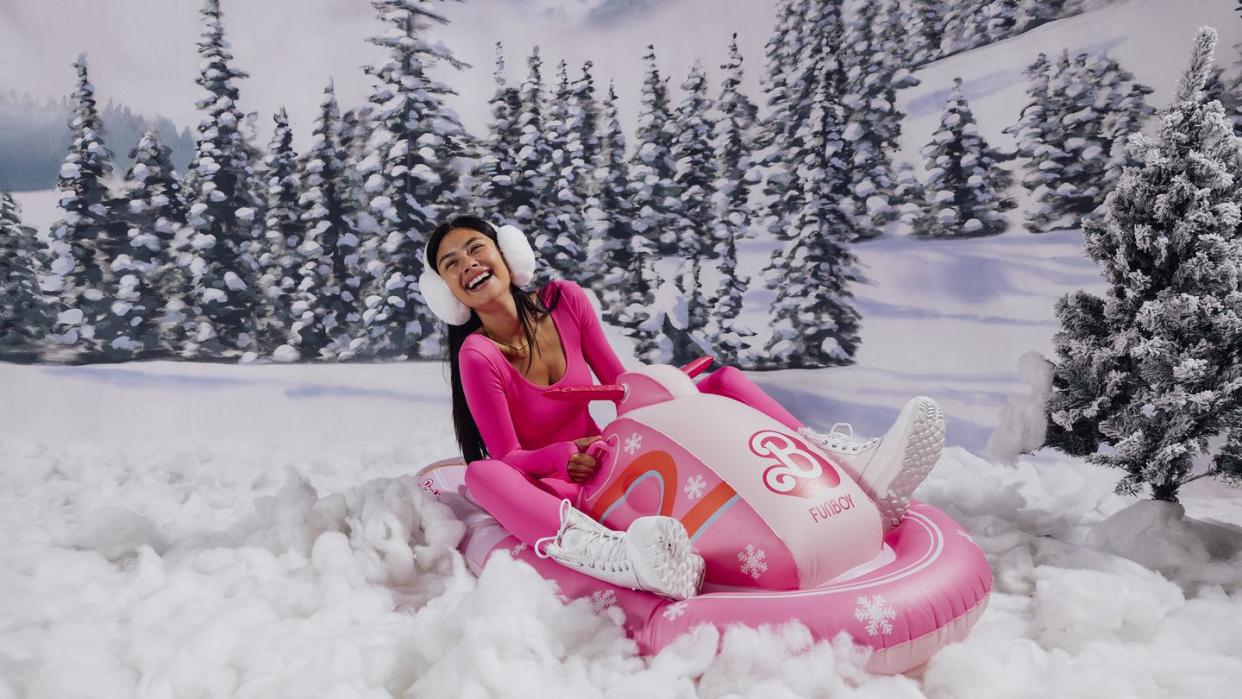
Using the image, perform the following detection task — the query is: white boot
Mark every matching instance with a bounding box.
[798,396,945,533]
[534,499,705,600]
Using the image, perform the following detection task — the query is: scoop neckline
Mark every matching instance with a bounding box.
[477,298,571,390]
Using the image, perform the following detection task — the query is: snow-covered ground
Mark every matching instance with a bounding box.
[5,0,1242,696]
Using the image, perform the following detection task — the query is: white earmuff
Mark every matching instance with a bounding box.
[420,221,537,326]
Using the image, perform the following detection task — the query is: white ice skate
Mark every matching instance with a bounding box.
[798,396,946,533]
[534,499,705,600]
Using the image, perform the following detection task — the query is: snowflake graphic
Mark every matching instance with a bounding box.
[420,479,440,497]
[854,595,897,636]
[662,602,688,621]
[510,543,528,557]
[737,544,768,580]
[591,589,617,614]
[956,529,977,546]
[624,433,643,455]
[683,475,706,500]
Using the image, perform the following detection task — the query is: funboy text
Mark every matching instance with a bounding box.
[809,494,855,523]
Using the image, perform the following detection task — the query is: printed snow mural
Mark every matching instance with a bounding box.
[3,0,1242,696]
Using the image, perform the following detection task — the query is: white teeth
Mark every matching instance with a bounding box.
[467,271,491,290]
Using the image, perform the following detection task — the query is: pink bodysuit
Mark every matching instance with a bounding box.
[461,279,805,544]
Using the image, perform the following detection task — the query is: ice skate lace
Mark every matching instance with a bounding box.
[800,423,878,454]
[534,500,632,574]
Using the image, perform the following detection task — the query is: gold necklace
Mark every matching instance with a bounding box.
[486,328,533,357]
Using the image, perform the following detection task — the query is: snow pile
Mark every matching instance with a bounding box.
[987,351,1055,464]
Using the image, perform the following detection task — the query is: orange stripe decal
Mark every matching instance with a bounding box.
[680,482,737,538]
[586,450,679,519]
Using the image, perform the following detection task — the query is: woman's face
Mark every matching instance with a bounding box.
[434,226,513,307]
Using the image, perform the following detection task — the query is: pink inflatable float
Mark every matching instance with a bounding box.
[418,358,992,674]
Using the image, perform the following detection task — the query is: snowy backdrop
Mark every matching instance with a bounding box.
[2,0,1242,696]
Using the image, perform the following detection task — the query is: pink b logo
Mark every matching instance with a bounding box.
[748,430,841,498]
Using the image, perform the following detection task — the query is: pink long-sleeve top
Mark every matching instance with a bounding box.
[459,279,627,479]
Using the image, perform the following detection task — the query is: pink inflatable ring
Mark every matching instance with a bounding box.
[419,361,992,674]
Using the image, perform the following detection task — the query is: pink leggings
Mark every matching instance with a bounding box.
[464,366,805,545]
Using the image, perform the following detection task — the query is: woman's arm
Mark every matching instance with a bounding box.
[563,280,627,385]
[459,346,578,479]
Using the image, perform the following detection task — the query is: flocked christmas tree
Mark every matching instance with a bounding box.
[0,192,51,360]
[358,0,471,359]
[915,78,1014,238]
[1045,27,1242,501]
[182,0,262,359]
[470,43,524,217]
[44,54,118,358]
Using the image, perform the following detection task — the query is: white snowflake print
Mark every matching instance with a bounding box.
[956,529,977,546]
[683,474,707,500]
[854,595,897,636]
[510,543,528,557]
[662,602,688,621]
[591,589,617,614]
[737,544,768,580]
[624,432,643,455]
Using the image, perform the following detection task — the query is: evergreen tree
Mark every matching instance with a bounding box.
[630,44,685,257]
[182,0,262,359]
[672,60,718,263]
[292,81,360,360]
[470,43,524,215]
[915,78,1014,238]
[711,34,761,255]
[762,59,861,368]
[754,0,807,246]
[1045,28,1242,501]
[1091,53,1155,196]
[44,55,118,357]
[617,234,664,364]
[1014,0,1067,32]
[843,0,920,239]
[572,60,604,204]
[357,0,471,359]
[0,192,51,359]
[904,0,945,66]
[508,45,551,235]
[531,60,587,286]
[257,108,304,358]
[893,160,929,232]
[107,128,186,357]
[584,82,638,323]
[703,220,755,368]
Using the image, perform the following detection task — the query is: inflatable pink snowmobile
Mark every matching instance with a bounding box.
[418,357,992,674]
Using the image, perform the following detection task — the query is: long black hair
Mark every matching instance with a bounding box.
[425,214,562,463]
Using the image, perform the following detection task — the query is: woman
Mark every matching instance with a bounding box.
[420,214,945,601]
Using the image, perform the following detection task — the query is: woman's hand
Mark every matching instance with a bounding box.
[566,435,603,483]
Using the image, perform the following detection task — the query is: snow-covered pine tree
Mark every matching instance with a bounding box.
[711,34,761,255]
[903,0,945,66]
[357,0,472,360]
[571,60,603,205]
[584,82,638,324]
[983,0,1021,44]
[1006,53,1053,165]
[531,60,587,287]
[0,192,52,360]
[672,60,718,266]
[617,233,664,364]
[1014,0,1067,32]
[470,43,524,215]
[182,0,262,359]
[1091,53,1154,197]
[754,0,807,247]
[508,45,552,236]
[761,53,862,369]
[915,78,1014,238]
[105,128,187,357]
[1045,27,1242,501]
[44,54,118,358]
[893,160,929,232]
[703,217,755,368]
[842,0,920,239]
[939,0,986,57]
[256,108,304,359]
[630,44,685,258]
[291,81,360,361]
[760,0,858,290]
